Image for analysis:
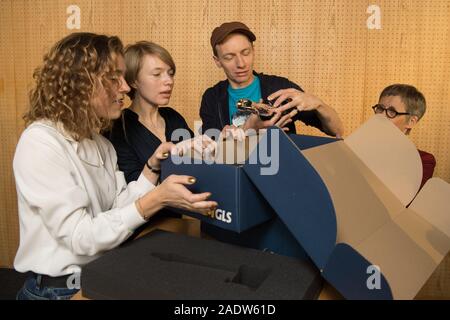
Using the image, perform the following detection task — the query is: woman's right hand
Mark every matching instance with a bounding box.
[172,135,217,158]
[153,174,217,216]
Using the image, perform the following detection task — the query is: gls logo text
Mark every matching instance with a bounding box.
[214,209,232,224]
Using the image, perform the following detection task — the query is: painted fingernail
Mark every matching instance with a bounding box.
[202,210,211,217]
[188,177,196,184]
[209,207,217,217]
[162,152,169,158]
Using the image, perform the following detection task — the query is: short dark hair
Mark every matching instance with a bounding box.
[379,84,426,120]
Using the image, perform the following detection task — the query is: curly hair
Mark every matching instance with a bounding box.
[24,32,124,141]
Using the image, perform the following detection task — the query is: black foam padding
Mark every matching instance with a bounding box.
[82,230,323,300]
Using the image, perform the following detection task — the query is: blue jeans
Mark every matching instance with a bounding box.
[16,275,79,300]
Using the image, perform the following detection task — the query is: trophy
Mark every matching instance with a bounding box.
[236,98,294,121]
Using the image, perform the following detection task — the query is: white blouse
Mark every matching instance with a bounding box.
[13,121,153,277]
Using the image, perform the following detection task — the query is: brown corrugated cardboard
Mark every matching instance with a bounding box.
[301,115,450,299]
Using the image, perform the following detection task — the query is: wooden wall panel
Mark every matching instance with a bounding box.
[0,0,19,269]
[0,0,448,298]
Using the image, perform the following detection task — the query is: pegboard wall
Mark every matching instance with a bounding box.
[1,0,449,298]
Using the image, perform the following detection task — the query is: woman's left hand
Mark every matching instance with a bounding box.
[147,142,176,170]
[172,135,217,158]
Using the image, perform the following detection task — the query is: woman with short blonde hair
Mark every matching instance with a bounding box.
[106,41,197,185]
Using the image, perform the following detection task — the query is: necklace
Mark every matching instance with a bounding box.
[140,116,166,143]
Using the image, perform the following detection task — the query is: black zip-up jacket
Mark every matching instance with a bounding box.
[199,71,323,135]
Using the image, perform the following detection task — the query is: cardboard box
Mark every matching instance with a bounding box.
[160,138,274,233]
[160,132,337,234]
[161,132,338,259]
[161,115,450,299]
[242,115,450,299]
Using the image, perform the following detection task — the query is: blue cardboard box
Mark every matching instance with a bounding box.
[161,116,450,299]
[160,131,337,259]
[161,157,274,233]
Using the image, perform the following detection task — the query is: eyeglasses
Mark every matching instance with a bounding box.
[372,104,410,119]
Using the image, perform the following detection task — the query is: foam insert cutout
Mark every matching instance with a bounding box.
[82,230,323,300]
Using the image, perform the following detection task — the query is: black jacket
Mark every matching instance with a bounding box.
[199,71,323,134]
[106,107,193,183]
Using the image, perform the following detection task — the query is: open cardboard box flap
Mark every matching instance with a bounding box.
[242,115,450,299]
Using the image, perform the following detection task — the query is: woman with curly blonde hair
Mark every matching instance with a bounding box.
[13,32,217,300]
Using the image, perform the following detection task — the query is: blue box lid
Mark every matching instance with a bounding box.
[242,127,393,299]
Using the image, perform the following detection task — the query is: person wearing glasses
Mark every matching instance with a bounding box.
[372,84,436,188]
